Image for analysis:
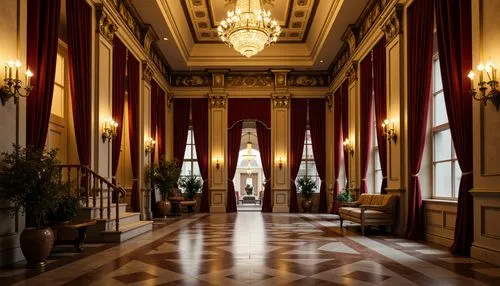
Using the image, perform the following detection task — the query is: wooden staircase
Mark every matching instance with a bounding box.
[58,165,153,243]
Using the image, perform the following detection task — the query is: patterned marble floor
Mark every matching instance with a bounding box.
[1,213,500,285]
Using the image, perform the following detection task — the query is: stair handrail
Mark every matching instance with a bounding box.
[57,164,126,231]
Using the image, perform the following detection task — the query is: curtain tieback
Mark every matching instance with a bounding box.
[383,176,388,179]
[132,178,138,181]
[462,171,473,176]
[411,174,418,177]
[361,179,367,181]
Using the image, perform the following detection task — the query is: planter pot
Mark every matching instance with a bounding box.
[20,227,54,269]
[157,200,171,218]
[301,199,313,213]
[245,189,252,195]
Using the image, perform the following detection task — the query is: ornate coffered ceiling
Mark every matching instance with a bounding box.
[130,0,367,71]
[181,0,319,43]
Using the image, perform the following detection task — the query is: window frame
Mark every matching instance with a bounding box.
[180,126,201,191]
[297,127,321,192]
[431,54,460,200]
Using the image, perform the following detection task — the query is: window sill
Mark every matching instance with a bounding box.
[422,198,458,206]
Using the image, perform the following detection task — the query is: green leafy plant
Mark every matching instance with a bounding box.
[336,187,353,203]
[47,190,80,222]
[297,176,317,200]
[178,175,202,200]
[244,184,253,194]
[0,144,66,229]
[151,159,181,200]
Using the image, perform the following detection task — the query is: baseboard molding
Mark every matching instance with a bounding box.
[472,244,500,266]
[425,232,454,248]
[272,206,289,213]
[210,206,226,213]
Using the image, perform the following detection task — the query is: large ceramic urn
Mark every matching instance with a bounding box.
[157,200,171,218]
[20,227,55,269]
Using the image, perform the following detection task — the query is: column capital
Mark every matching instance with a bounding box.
[167,93,174,111]
[271,69,291,91]
[326,92,334,110]
[208,93,228,109]
[346,61,358,83]
[271,93,290,109]
[142,61,154,84]
[381,4,404,43]
[95,4,117,44]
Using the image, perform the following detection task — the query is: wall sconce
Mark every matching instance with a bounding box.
[215,157,221,170]
[102,117,118,143]
[468,60,500,110]
[277,156,284,170]
[145,137,156,156]
[343,138,354,157]
[381,119,397,143]
[0,60,33,105]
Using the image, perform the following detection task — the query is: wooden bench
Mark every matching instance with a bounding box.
[50,219,97,252]
[168,189,197,216]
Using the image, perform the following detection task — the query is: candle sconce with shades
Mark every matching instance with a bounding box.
[382,119,397,143]
[0,60,33,105]
[102,118,118,143]
[343,138,354,157]
[145,137,156,156]
[467,60,500,110]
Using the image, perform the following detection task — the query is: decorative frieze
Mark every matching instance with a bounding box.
[341,24,358,56]
[225,73,274,88]
[117,1,142,42]
[329,45,350,80]
[382,4,404,43]
[171,74,211,87]
[142,62,154,84]
[357,0,383,42]
[208,93,227,109]
[272,93,290,109]
[288,73,329,87]
[346,61,358,83]
[326,92,333,110]
[142,25,159,54]
[166,93,174,110]
[271,70,290,90]
[95,5,117,44]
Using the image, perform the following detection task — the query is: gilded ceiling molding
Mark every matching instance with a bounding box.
[142,62,154,84]
[288,73,329,87]
[208,93,227,109]
[225,73,274,88]
[381,4,404,43]
[357,0,384,43]
[171,74,211,87]
[346,61,358,83]
[96,4,117,44]
[167,93,174,111]
[272,93,290,109]
[325,92,333,110]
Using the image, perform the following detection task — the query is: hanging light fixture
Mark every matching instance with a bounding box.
[218,0,281,58]
[243,132,256,162]
[246,162,252,175]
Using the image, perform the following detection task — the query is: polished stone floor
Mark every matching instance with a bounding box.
[2,213,500,285]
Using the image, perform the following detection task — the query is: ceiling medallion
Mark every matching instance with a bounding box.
[218,0,281,58]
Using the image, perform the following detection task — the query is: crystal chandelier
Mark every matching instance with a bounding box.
[218,0,281,58]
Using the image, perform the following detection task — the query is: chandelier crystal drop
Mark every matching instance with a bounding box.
[218,0,281,58]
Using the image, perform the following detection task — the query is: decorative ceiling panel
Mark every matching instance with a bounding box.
[181,0,319,43]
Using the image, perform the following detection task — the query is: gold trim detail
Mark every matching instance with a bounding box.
[208,93,227,109]
[272,93,290,109]
[96,5,117,44]
[382,4,404,43]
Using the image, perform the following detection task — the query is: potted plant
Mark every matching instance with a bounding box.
[47,190,80,223]
[297,176,317,213]
[244,184,253,196]
[178,175,202,212]
[336,187,353,205]
[150,159,181,218]
[0,145,66,268]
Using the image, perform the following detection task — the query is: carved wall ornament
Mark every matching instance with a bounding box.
[142,62,154,84]
[272,93,290,109]
[341,24,358,55]
[382,4,403,42]
[326,92,333,110]
[172,74,211,87]
[208,93,227,109]
[330,45,350,80]
[358,1,382,41]
[167,93,174,111]
[96,6,117,44]
[288,74,328,87]
[225,74,274,88]
[212,73,225,89]
[346,61,358,83]
[142,25,159,54]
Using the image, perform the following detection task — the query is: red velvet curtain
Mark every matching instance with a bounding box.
[341,80,350,183]
[331,89,342,214]
[227,122,243,213]
[256,122,272,213]
[111,38,127,184]
[150,80,159,163]
[309,99,328,213]
[289,98,307,213]
[158,88,166,158]
[128,54,141,212]
[405,0,435,240]
[436,0,473,256]
[67,0,91,167]
[373,37,388,194]
[228,98,271,128]
[173,99,190,167]
[359,55,374,194]
[26,0,60,149]
[192,98,210,213]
